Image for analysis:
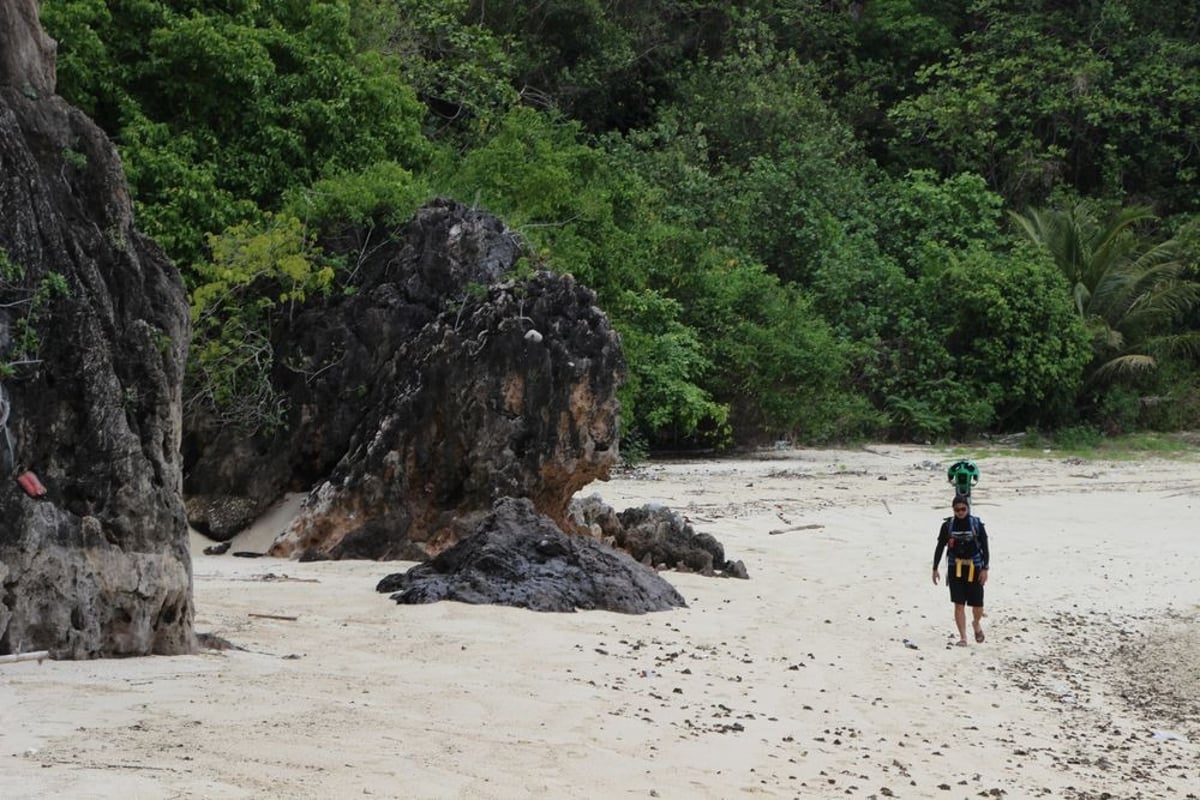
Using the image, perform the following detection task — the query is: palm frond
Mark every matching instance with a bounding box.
[1121,282,1200,331]
[1089,353,1158,384]
[1138,331,1200,361]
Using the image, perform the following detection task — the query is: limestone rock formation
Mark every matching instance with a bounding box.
[376,497,686,613]
[183,199,524,540]
[0,0,55,98]
[572,495,749,578]
[185,199,625,560]
[0,1,194,657]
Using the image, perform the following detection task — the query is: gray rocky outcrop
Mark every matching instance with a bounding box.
[572,495,749,578]
[0,1,194,658]
[376,497,686,613]
[0,0,56,98]
[185,199,625,560]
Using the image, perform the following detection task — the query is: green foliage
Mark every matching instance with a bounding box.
[436,106,599,226]
[43,0,433,274]
[885,394,952,442]
[1053,424,1103,450]
[467,0,722,131]
[33,0,1200,447]
[1010,202,1200,386]
[615,289,729,446]
[0,255,71,376]
[0,248,18,282]
[1092,384,1143,435]
[888,0,1200,216]
[645,39,877,284]
[187,214,336,433]
[348,0,519,137]
[933,245,1091,432]
[1137,360,1200,431]
[283,162,432,232]
[874,170,1007,276]
[658,246,867,442]
[36,0,124,123]
[120,116,261,269]
[62,148,89,171]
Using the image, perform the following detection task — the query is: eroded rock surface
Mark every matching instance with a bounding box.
[0,1,193,658]
[0,0,55,98]
[186,199,625,560]
[377,497,686,613]
[572,495,749,578]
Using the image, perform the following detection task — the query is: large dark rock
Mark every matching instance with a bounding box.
[185,199,625,560]
[377,497,686,613]
[183,199,522,540]
[0,1,194,658]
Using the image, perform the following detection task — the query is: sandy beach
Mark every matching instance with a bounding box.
[2,445,1198,799]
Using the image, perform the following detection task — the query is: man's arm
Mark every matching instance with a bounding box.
[932,523,948,583]
[978,524,990,585]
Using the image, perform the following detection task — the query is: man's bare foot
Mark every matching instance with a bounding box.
[974,627,985,643]
[955,639,968,647]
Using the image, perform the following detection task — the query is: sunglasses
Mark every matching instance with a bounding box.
[953,506,968,512]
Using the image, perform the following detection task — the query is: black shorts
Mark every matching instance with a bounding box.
[947,560,984,607]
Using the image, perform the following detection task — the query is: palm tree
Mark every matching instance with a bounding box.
[1010,203,1200,384]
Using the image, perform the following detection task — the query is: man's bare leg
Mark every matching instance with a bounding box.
[972,607,985,643]
[953,603,968,646]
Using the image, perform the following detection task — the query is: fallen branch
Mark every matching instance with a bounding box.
[36,759,177,772]
[218,573,320,583]
[248,613,298,621]
[768,523,824,536]
[256,573,320,583]
[0,650,50,665]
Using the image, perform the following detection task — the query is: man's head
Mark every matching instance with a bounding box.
[952,495,969,515]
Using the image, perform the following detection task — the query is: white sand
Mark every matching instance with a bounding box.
[2,445,1198,799]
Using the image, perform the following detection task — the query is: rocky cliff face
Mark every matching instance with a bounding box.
[0,0,194,658]
[0,0,55,98]
[273,263,623,560]
[185,199,625,560]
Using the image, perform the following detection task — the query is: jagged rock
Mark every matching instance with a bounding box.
[376,497,686,613]
[276,266,623,560]
[183,199,523,540]
[186,198,625,558]
[569,492,623,541]
[0,0,55,98]
[0,2,194,658]
[570,494,748,579]
[615,505,747,578]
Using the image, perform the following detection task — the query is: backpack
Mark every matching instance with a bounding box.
[945,514,982,556]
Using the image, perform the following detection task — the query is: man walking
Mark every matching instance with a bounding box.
[932,495,990,646]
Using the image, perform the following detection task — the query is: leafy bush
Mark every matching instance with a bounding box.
[1053,424,1103,450]
[186,214,336,433]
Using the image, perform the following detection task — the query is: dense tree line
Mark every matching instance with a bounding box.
[38,0,1200,450]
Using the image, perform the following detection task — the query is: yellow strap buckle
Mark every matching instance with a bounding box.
[954,559,975,582]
